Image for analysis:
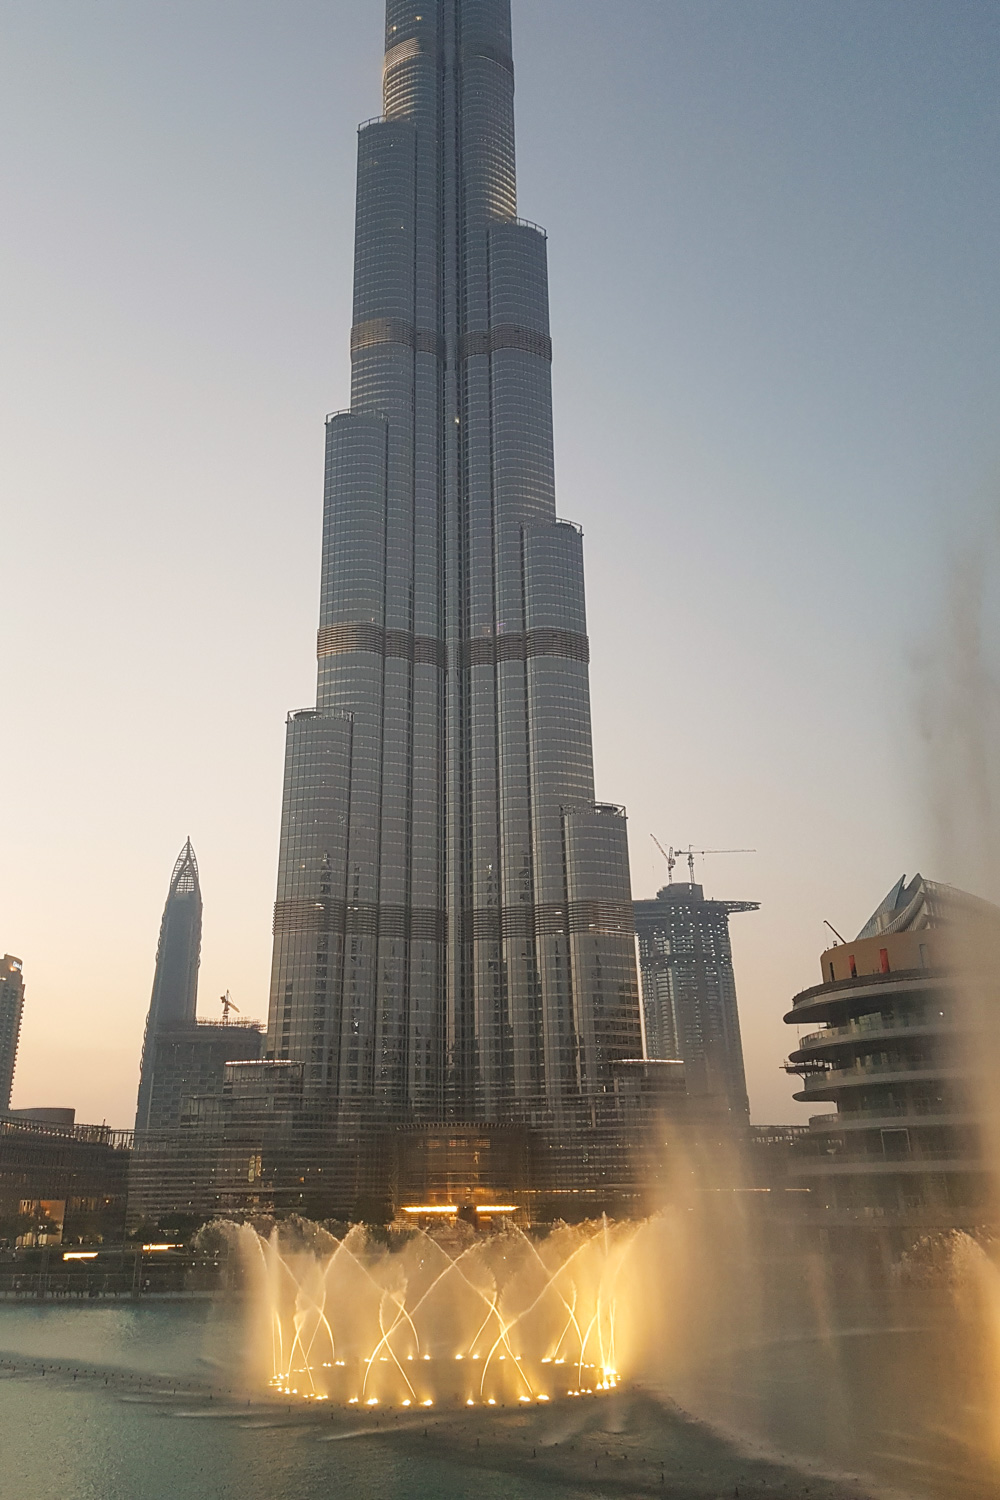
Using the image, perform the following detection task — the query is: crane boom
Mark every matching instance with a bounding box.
[676,846,756,882]
[650,835,677,883]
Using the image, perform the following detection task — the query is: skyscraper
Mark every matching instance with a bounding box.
[267,0,643,1209]
[635,883,757,1120]
[0,955,25,1113]
[135,840,203,1132]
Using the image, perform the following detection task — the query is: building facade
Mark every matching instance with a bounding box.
[265,0,643,1216]
[635,884,756,1119]
[135,841,203,1133]
[0,1114,131,1247]
[0,955,25,1112]
[784,874,998,1240]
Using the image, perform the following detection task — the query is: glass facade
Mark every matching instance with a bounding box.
[0,955,25,1113]
[267,0,643,1207]
[635,883,756,1120]
[134,841,203,1133]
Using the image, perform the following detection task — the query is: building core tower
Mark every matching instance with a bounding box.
[267,0,643,1208]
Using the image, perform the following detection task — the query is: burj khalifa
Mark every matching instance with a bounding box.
[266,0,644,1211]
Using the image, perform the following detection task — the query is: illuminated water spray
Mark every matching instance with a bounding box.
[228,1217,643,1408]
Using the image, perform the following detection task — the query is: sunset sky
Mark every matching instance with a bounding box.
[2,0,998,1126]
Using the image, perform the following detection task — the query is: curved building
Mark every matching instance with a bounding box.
[784,874,996,1236]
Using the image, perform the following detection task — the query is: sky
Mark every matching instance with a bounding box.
[2,0,998,1128]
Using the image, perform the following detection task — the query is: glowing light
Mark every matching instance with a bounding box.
[246,1214,639,1410]
[141,1243,182,1252]
[474,1206,518,1214]
[62,1251,98,1261]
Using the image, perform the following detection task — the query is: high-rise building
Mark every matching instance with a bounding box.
[135,840,203,1133]
[129,842,265,1227]
[635,883,757,1119]
[0,955,25,1113]
[266,0,643,1214]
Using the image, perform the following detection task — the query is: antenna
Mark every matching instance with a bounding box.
[650,835,677,883]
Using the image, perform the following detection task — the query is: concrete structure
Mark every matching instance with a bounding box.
[784,874,998,1239]
[0,955,25,1112]
[263,0,644,1218]
[635,884,757,1119]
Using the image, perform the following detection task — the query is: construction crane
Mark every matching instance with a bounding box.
[650,835,678,883]
[675,846,756,883]
[220,991,240,1022]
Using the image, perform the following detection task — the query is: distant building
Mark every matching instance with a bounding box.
[9,1108,76,1128]
[129,842,266,1228]
[634,884,757,1119]
[784,873,999,1239]
[135,840,203,1133]
[0,955,25,1112]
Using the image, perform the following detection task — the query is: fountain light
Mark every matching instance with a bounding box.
[242,1215,640,1411]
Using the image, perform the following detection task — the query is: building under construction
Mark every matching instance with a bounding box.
[635,863,757,1121]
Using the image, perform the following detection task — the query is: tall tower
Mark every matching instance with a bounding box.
[135,840,202,1132]
[0,955,25,1112]
[267,0,642,1194]
[635,883,757,1120]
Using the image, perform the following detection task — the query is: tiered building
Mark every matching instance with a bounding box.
[785,874,999,1241]
[261,0,649,1219]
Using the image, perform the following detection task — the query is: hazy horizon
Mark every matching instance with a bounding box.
[2,0,998,1128]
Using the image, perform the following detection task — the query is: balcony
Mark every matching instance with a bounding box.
[796,1012,950,1051]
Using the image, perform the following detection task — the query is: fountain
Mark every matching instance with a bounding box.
[221,1216,644,1409]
